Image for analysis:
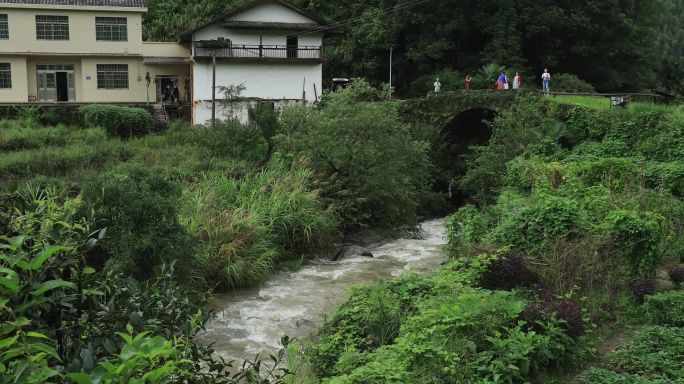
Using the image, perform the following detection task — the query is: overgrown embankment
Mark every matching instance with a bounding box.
[305,96,684,383]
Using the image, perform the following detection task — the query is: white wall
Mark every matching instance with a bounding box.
[193,61,322,101]
[195,98,302,125]
[230,2,316,23]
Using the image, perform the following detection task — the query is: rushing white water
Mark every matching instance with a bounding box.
[195,218,447,362]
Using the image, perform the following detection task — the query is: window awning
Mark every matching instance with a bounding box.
[142,57,192,64]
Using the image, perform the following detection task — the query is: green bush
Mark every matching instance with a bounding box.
[79,104,153,138]
[199,119,263,160]
[80,163,196,279]
[643,290,684,326]
[551,73,596,93]
[444,204,489,257]
[489,194,582,254]
[605,210,664,276]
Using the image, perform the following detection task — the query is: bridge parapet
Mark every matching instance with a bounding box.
[398,90,523,127]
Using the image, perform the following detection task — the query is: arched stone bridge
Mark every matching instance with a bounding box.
[399,90,520,127]
[397,90,525,203]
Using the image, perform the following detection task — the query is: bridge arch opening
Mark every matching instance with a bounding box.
[438,107,498,205]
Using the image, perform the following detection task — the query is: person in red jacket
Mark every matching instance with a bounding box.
[464,75,472,90]
[513,72,522,89]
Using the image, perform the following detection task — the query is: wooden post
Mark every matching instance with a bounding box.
[314,83,318,101]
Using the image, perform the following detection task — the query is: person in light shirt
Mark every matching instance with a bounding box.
[541,68,551,93]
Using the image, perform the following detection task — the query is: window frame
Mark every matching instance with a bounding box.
[35,15,69,40]
[96,64,129,90]
[0,63,12,89]
[95,17,128,42]
[0,14,8,40]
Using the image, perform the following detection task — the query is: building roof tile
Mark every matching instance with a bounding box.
[0,0,146,7]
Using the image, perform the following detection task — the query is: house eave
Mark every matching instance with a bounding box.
[2,51,143,57]
[178,0,343,42]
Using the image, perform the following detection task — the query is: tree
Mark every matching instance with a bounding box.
[277,79,433,230]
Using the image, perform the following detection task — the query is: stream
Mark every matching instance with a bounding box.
[194,217,447,362]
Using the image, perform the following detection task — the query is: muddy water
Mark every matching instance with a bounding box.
[195,218,447,362]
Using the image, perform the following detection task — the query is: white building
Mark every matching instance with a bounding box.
[178,0,342,124]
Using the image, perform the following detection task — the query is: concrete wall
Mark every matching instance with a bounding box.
[0,6,144,55]
[0,57,28,103]
[142,42,191,58]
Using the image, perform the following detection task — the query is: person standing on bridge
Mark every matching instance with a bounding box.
[496,72,506,90]
[434,78,441,92]
[464,75,472,90]
[513,72,521,89]
[541,68,551,93]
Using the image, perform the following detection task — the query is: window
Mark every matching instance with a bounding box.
[96,64,128,89]
[0,14,8,39]
[36,15,69,40]
[0,63,11,89]
[96,17,127,41]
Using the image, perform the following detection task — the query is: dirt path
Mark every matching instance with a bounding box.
[559,325,641,384]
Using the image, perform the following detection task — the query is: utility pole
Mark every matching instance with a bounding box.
[196,39,231,127]
[389,45,394,100]
[212,51,216,127]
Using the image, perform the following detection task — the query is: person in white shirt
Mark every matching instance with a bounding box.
[434,78,441,92]
[541,69,551,93]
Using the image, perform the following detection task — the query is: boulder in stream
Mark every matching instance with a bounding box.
[333,245,374,261]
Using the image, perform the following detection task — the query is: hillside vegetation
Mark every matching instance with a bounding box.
[144,0,684,96]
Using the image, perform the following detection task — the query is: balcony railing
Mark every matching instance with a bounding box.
[194,43,323,60]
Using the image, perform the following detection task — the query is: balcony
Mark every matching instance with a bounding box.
[193,42,323,61]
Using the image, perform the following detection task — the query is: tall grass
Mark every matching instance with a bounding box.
[180,159,340,290]
[0,140,131,179]
[0,120,108,151]
[549,95,673,113]
[548,95,612,110]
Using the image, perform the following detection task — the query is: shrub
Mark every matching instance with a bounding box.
[551,73,596,93]
[198,119,263,160]
[521,296,586,340]
[489,194,582,254]
[479,250,528,291]
[80,163,196,279]
[444,204,489,257]
[79,104,153,138]
[630,278,657,304]
[606,210,664,276]
[668,266,684,287]
[643,290,684,326]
